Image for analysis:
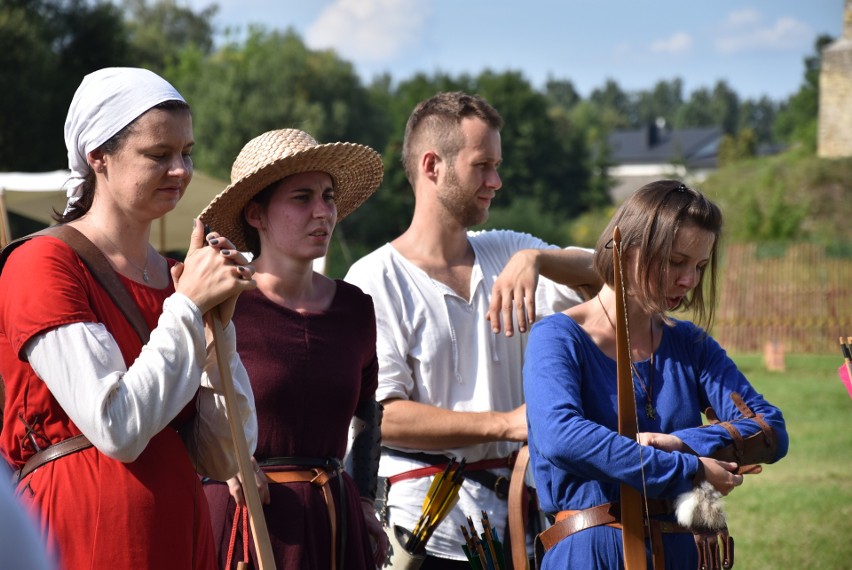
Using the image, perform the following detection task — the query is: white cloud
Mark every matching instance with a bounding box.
[305,0,428,62]
[724,9,762,28]
[650,32,694,55]
[716,14,813,54]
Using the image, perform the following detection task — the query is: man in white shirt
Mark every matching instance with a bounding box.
[345,91,598,567]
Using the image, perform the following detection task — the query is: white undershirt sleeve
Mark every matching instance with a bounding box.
[188,320,257,481]
[26,293,256,479]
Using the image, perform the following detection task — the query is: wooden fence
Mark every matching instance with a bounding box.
[713,243,852,354]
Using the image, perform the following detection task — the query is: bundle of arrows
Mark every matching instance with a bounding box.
[404,458,467,554]
[460,510,507,570]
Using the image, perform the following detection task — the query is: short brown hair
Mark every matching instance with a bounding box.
[401,91,503,186]
[593,179,723,328]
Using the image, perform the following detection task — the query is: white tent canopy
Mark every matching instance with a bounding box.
[0,170,71,193]
[0,170,229,252]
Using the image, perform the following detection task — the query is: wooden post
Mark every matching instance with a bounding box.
[0,192,11,248]
[209,310,276,569]
[763,340,786,372]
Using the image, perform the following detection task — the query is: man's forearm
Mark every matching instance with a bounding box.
[380,399,526,450]
[537,247,599,288]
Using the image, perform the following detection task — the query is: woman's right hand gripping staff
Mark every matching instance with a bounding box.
[174,218,256,324]
[168,218,258,478]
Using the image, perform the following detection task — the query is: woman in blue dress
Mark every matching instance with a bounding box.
[523,180,788,569]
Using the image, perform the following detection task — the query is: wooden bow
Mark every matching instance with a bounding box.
[209,309,277,570]
[612,226,647,570]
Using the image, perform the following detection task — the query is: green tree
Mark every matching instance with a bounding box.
[480,197,571,246]
[717,128,757,166]
[544,78,581,110]
[169,27,385,180]
[479,70,600,215]
[634,78,684,126]
[0,0,133,170]
[121,0,217,74]
[676,80,739,133]
[774,34,833,152]
[738,96,778,145]
[709,80,740,134]
[544,78,604,191]
[589,79,633,127]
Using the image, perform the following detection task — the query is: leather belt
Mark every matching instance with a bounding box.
[536,501,691,569]
[15,434,93,482]
[264,464,341,570]
[384,448,517,497]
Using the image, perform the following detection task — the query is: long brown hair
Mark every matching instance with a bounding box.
[593,179,723,329]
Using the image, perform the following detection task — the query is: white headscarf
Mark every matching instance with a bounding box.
[63,67,186,214]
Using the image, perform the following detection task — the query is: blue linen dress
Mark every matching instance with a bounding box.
[523,313,788,569]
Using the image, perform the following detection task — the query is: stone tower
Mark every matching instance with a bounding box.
[818,0,852,157]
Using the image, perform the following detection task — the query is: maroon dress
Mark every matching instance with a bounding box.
[204,281,379,569]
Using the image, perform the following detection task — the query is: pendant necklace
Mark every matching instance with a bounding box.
[598,295,657,420]
[631,327,656,420]
[95,222,151,283]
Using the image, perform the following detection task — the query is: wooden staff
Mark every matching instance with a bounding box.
[613,226,647,570]
[209,308,276,569]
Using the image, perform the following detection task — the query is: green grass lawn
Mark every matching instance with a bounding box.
[723,353,852,569]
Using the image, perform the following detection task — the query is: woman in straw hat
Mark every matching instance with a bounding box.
[0,67,257,569]
[200,128,388,569]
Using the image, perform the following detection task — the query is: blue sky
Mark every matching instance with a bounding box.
[184,0,844,102]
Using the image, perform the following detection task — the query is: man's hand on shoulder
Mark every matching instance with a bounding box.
[487,249,540,337]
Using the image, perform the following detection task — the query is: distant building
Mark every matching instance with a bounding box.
[818,0,852,158]
[606,119,722,202]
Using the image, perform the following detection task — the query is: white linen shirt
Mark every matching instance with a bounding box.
[344,229,585,559]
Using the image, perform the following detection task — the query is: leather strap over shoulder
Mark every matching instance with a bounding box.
[0,225,151,344]
[508,444,530,570]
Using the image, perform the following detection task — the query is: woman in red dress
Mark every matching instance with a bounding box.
[0,67,258,569]
[200,128,389,569]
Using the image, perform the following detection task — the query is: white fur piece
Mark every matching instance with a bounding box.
[675,481,728,530]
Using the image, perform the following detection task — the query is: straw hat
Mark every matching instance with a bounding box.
[199,128,383,252]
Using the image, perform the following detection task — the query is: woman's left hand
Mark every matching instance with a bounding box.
[226,456,271,506]
[360,498,389,567]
